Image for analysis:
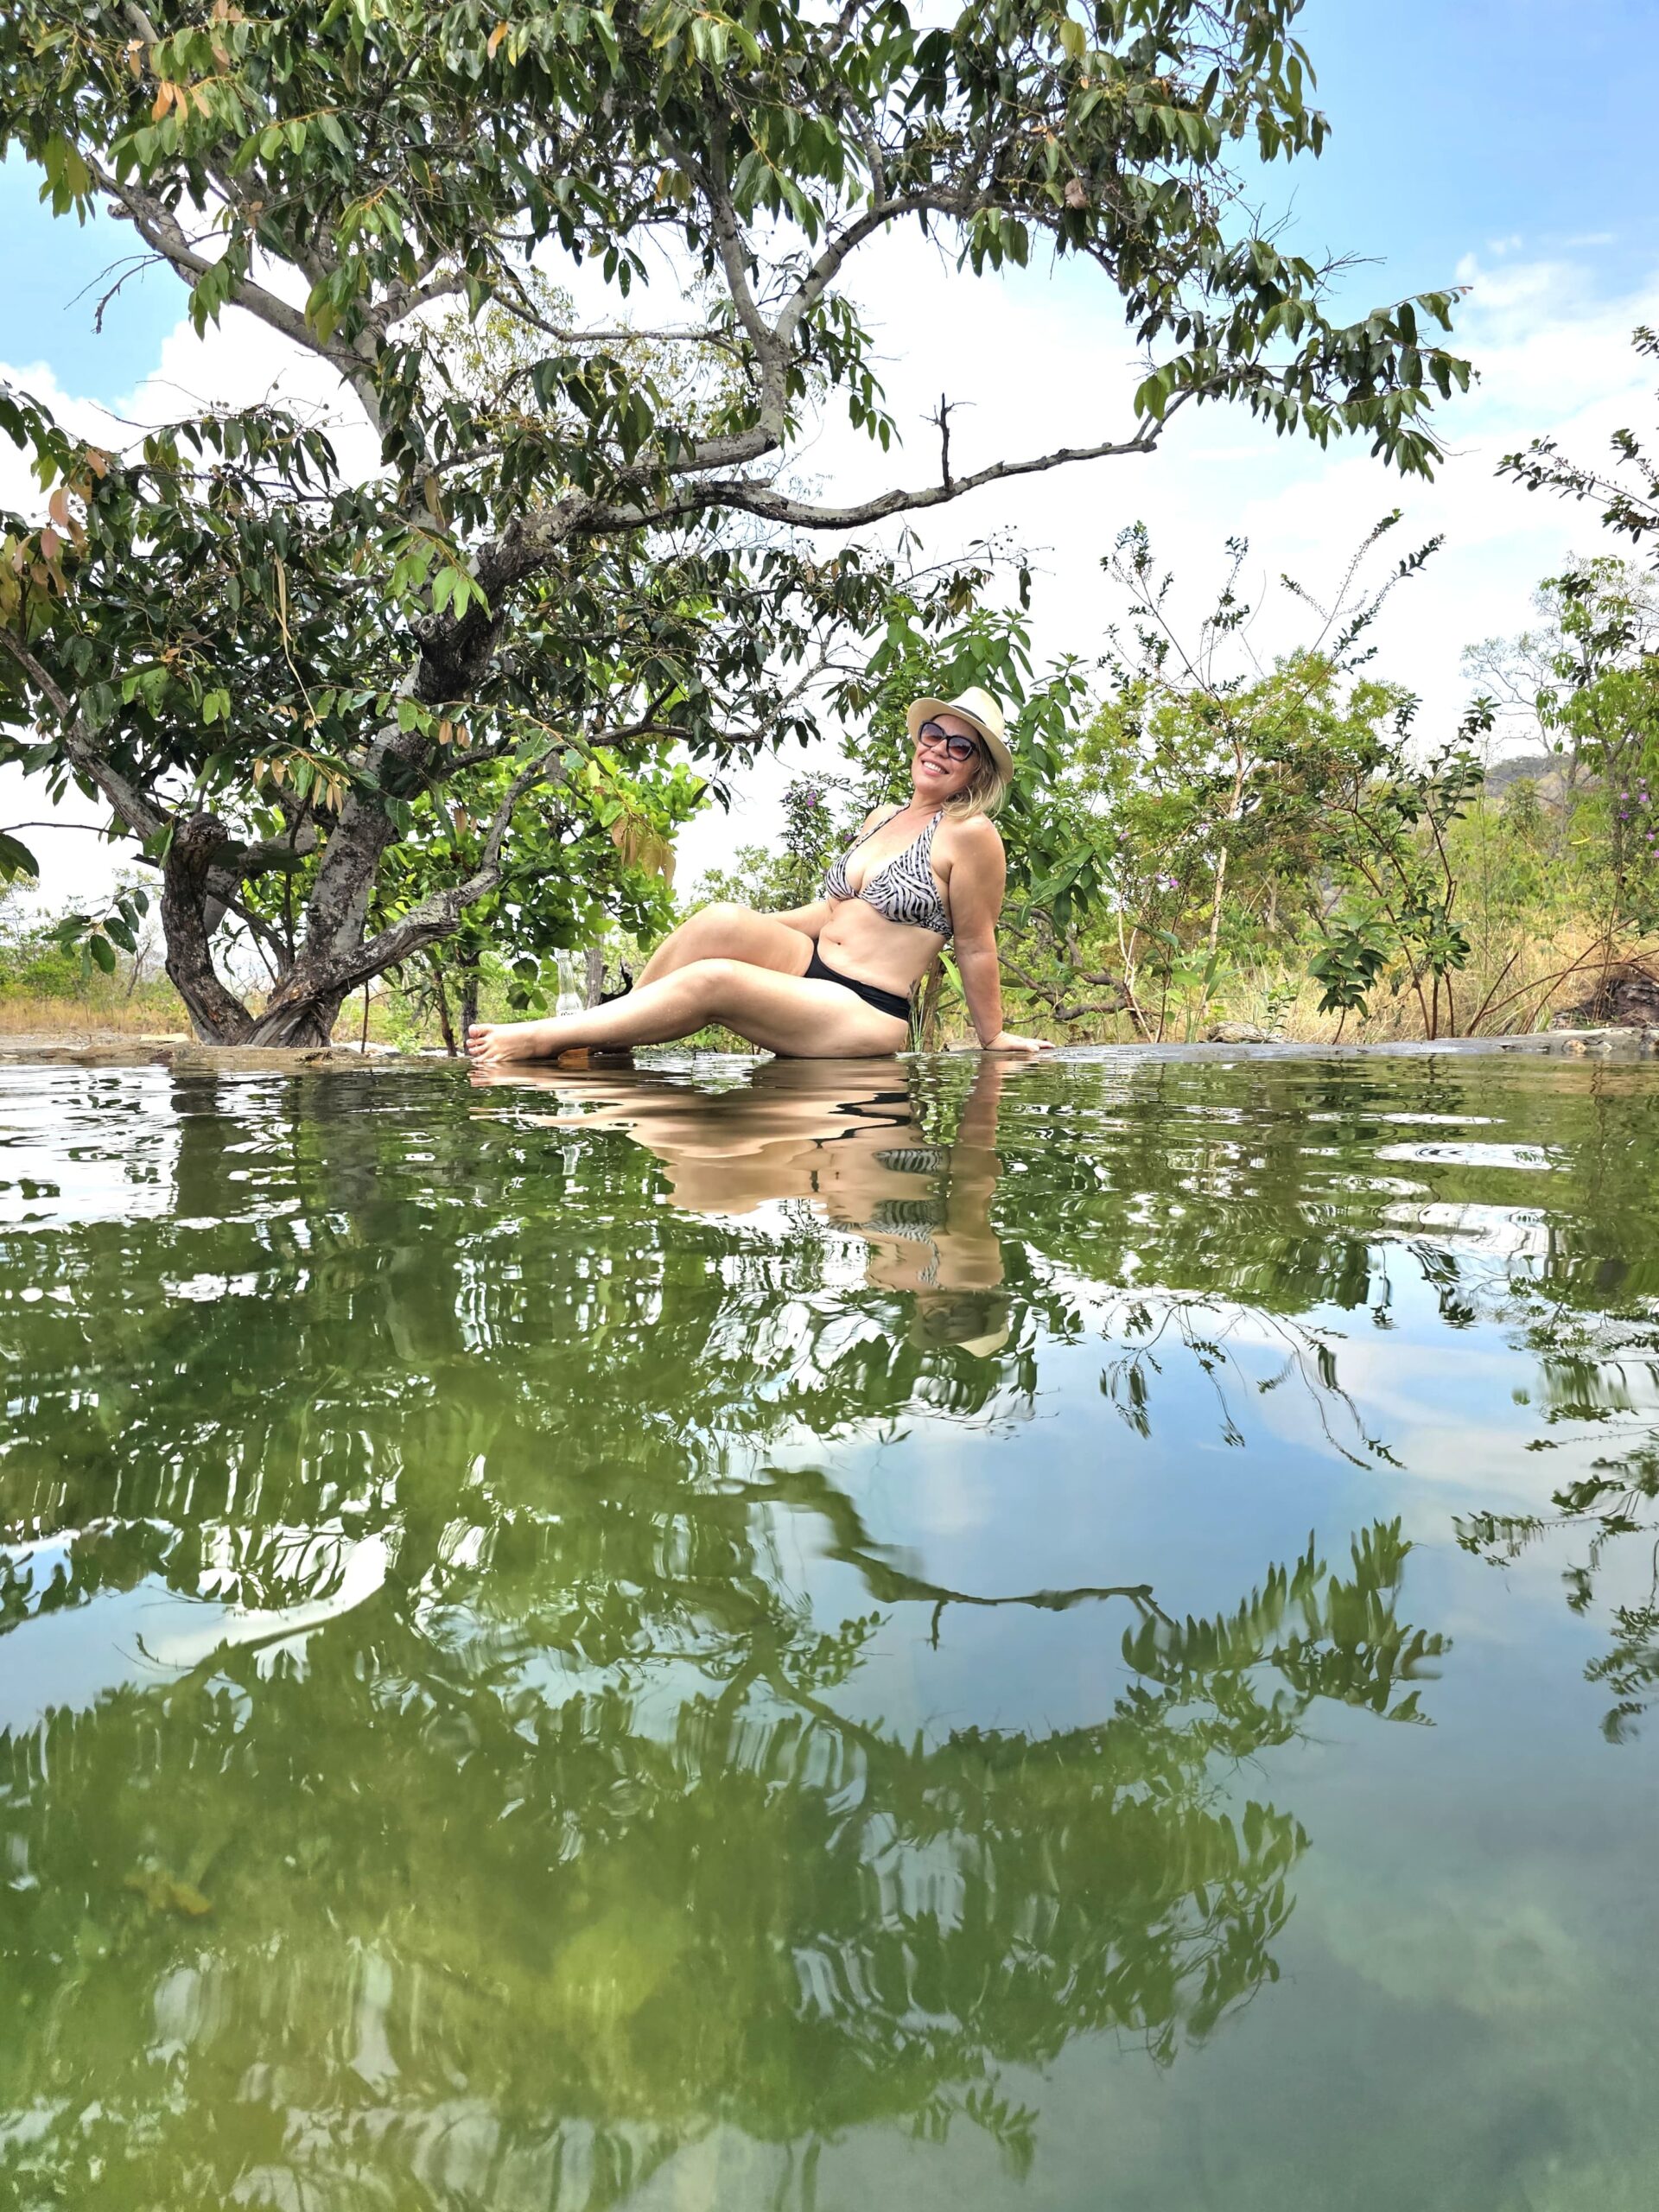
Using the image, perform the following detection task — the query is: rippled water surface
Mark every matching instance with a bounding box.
[3,1048,1659,2211]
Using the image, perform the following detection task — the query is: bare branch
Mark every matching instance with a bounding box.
[553,423,1166,544]
[926,391,957,492]
[488,294,744,359]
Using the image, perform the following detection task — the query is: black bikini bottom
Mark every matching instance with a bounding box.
[804,946,912,1025]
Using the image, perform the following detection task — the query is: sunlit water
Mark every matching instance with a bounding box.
[3,1048,1659,2211]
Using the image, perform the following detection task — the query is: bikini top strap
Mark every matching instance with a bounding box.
[836,803,938,889]
[856,803,905,848]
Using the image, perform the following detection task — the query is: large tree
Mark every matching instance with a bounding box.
[0,0,1468,1044]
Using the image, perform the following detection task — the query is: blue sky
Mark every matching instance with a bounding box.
[2,156,180,404]
[1282,0,1659,303]
[6,0,1656,404]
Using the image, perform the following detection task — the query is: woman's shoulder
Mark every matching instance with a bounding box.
[940,811,1005,859]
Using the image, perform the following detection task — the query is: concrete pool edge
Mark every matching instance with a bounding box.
[3,1024,1658,1075]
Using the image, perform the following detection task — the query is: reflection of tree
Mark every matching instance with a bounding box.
[1095,1293,1400,1465]
[0,1493,1442,2208]
[29,1047,1634,2202]
[1456,1296,1659,1741]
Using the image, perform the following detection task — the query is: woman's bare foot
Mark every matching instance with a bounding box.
[467,1019,573,1064]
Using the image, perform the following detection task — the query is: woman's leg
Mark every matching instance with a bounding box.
[633,902,812,988]
[467,957,906,1063]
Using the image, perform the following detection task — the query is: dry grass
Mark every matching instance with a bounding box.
[0,993,190,1036]
[991,918,1657,1048]
[0,985,424,1046]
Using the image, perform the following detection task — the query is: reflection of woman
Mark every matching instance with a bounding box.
[476,1057,1014,1352]
[467,688,1052,1064]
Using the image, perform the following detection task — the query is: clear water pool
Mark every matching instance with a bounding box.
[3,1049,1657,2210]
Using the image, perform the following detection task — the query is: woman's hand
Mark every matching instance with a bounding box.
[982,1029,1053,1054]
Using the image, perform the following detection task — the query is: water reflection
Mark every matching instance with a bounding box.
[0,1058,1456,2206]
[474,1056,1014,1356]
[3,1051,1659,2208]
[0,1502,1441,2207]
[1456,1291,1659,1739]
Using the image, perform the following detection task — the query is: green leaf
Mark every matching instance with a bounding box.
[0,831,40,882]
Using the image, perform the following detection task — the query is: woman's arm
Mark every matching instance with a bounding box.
[944,821,1052,1053]
[771,896,831,938]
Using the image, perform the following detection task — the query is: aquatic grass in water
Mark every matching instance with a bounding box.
[2,1051,1658,2209]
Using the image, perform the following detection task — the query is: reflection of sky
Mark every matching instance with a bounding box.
[0,1065,183,1231]
[756,1257,1659,2210]
[763,1258,1607,1745]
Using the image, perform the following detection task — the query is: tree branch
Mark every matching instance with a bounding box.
[696,130,775,360]
[372,266,469,336]
[776,188,967,352]
[333,744,568,984]
[693,128,791,452]
[86,157,386,425]
[552,423,1166,544]
[0,624,168,839]
[89,163,324,359]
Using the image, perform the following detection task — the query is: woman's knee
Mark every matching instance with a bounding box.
[690,900,749,936]
[683,957,741,995]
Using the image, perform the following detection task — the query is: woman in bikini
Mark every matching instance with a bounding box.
[466,686,1053,1063]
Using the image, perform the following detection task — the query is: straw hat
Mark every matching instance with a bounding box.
[906,685,1013,782]
[909,1289,1012,1359]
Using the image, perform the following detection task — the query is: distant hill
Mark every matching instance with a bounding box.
[1480,751,1584,810]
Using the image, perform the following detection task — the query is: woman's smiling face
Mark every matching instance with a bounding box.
[912,711,983,802]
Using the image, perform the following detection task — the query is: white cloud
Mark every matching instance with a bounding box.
[7,237,1658,912]
[694,237,1658,890]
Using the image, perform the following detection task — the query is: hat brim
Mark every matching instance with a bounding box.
[906,698,1014,783]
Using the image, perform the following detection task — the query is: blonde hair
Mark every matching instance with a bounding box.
[945,745,1011,821]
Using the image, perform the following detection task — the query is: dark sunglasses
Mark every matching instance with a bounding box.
[916,719,982,763]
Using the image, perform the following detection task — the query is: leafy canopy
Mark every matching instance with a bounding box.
[0,0,1471,1041]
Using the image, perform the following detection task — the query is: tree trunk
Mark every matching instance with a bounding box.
[243,988,348,1047]
[1206,839,1230,959]
[458,949,480,1039]
[584,943,607,1007]
[162,814,256,1044]
[429,958,458,1058]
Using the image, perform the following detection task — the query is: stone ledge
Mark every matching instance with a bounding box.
[1,1027,1657,1074]
[0,1034,460,1074]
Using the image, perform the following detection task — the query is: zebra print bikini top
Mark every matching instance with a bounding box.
[823,806,952,939]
